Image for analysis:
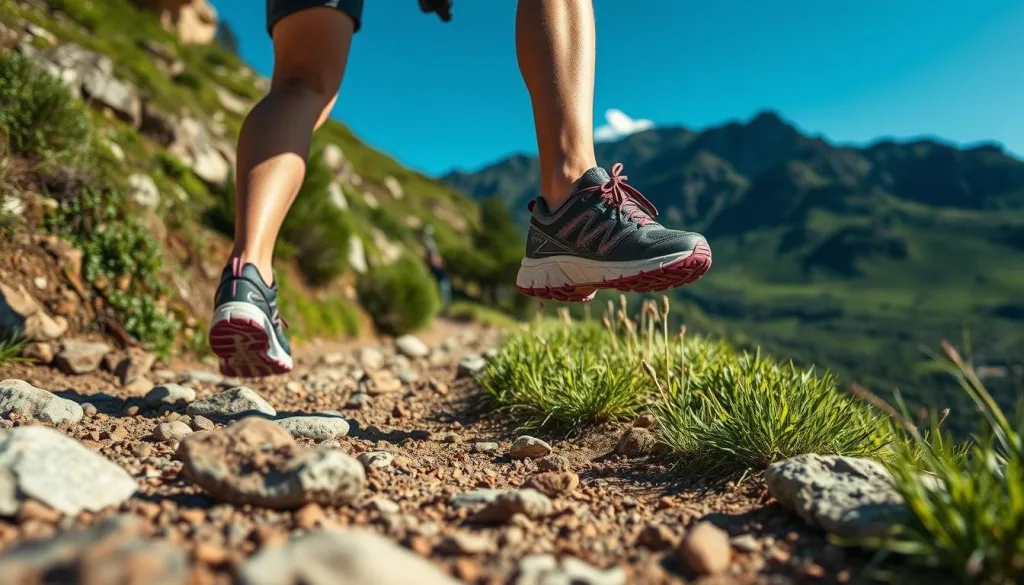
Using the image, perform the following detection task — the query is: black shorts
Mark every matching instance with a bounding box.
[266,0,364,36]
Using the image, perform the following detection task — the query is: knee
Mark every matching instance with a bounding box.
[270,67,341,110]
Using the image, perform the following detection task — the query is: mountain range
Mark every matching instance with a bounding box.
[443,112,1024,417]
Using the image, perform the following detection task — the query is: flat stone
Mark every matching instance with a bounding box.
[523,471,579,497]
[457,355,487,378]
[395,335,430,358]
[510,436,552,459]
[153,421,193,443]
[0,379,83,424]
[145,383,197,407]
[471,442,500,454]
[238,529,459,585]
[765,454,906,539]
[185,386,276,420]
[450,489,509,509]
[0,425,136,516]
[177,418,364,510]
[276,414,350,441]
[470,489,552,524]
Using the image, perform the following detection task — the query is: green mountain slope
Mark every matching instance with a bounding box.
[443,112,1024,422]
[1,0,518,355]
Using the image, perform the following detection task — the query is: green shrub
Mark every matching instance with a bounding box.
[864,343,1024,584]
[44,186,181,357]
[0,334,29,366]
[280,145,353,284]
[0,52,92,159]
[357,253,440,335]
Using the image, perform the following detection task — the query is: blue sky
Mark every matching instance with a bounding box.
[212,0,1024,176]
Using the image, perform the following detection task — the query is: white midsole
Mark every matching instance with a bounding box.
[210,302,293,368]
[516,250,693,289]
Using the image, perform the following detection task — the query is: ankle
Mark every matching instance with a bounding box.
[227,250,274,285]
[541,158,598,210]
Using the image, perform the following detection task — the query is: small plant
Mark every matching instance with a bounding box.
[0,52,92,161]
[0,334,29,366]
[357,253,440,336]
[861,342,1024,584]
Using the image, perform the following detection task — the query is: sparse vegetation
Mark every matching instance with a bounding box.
[864,343,1024,584]
[0,51,92,160]
[0,334,28,366]
[357,253,440,336]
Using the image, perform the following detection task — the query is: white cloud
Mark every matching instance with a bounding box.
[594,108,654,142]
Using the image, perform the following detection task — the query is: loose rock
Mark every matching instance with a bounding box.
[450,489,508,509]
[765,454,906,539]
[615,427,656,457]
[357,451,393,471]
[185,386,276,419]
[54,340,111,375]
[395,335,430,358]
[523,471,579,497]
[537,453,572,472]
[457,355,487,378]
[0,425,136,516]
[472,441,500,454]
[0,379,83,424]
[437,531,496,555]
[360,371,401,396]
[276,414,350,441]
[145,383,197,407]
[679,521,731,575]
[177,418,364,509]
[354,348,385,371]
[153,421,193,443]
[471,489,552,524]
[638,523,678,551]
[510,436,552,459]
[239,529,460,585]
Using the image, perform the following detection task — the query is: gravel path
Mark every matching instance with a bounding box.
[0,321,868,585]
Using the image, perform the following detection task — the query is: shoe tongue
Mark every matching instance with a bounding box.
[575,167,610,191]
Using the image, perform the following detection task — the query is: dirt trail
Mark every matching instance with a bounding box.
[0,319,862,585]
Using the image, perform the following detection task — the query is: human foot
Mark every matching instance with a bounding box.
[517,163,712,301]
[208,259,293,377]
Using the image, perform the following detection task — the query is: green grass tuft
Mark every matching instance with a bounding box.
[0,51,92,160]
[482,297,888,471]
[864,343,1024,584]
[0,334,29,366]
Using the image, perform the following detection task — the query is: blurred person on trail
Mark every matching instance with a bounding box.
[208,0,712,377]
[420,224,452,309]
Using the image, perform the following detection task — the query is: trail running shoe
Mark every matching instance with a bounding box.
[517,163,712,302]
[208,259,293,377]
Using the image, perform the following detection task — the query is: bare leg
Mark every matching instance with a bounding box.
[230,8,355,284]
[516,0,599,210]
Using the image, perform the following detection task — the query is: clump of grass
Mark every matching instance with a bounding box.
[480,317,647,430]
[0,51,92,160]
[862,342,1024,584]
[0,334,29,366]
[482,296,887,471]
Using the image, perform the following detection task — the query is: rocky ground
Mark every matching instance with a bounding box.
[0,320,891,585]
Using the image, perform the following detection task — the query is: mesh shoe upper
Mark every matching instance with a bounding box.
[213,261,291,355]
[525,165,706,263]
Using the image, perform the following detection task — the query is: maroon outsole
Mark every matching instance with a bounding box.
[518,241,712,302]
[209,317,292,378]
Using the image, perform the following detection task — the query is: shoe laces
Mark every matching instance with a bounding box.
[579,163,659,226]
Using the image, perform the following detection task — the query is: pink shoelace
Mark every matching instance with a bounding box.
[579,163,659,226]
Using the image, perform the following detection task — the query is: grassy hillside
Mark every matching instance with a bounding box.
[0,0,520,357]
[443,112,1024,430]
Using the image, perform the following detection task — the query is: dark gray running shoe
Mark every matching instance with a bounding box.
[517,163,712,302]
[208,260,293,377]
